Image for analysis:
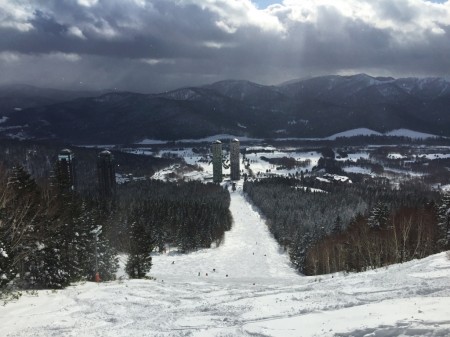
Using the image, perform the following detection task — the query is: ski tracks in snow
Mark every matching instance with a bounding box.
[2,188,450,337]
[150,186,299,283]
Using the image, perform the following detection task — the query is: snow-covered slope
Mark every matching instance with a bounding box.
[385,128,438,139]
[1,188,450,337]
[137,134,262,144]
[327,128,439,140]
[151,187,297,283]
[327,128,382,140]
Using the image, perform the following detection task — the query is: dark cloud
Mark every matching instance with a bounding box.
[372,0,420,23]
[31,10,69,35]
[0,0,449,92]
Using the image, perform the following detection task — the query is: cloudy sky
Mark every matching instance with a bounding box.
[0,0,449,92]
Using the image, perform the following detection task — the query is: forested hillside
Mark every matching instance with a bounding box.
[115,180,232,254]
[244,177,449,275]
[0,139,179,193]
[3,75,450,143]
[0,165,232,290]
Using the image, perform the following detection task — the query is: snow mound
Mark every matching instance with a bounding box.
[385,128,438,139]
[327,128,440,140]
[137,134,261,144]
[327,128,382,140]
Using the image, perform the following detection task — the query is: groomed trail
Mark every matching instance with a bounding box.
[1,186,450,337]
[151,184,298,283]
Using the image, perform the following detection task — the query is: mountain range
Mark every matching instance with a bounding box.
[1,74,449,143]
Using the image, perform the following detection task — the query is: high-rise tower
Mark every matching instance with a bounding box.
[56,148,77,192]
[212,140,223,183]
[97,150,116,198]
[230,138,240,181]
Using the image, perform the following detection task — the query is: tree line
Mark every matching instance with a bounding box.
[0,164,118,290]
[116,180,232,278]
[0,139,178,193]
[0,164,232,290]
[244,176,449,275]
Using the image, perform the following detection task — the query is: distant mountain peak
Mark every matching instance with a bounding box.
[1,74,450,143]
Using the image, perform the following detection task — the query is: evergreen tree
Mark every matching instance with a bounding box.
[0,239,15,288]
[126,221,154,279]
[3,165,41,286]
[437,193,450,249]
[67,202,118,282]
[94,231,118,281]
[332,215,342,234]
[22,238,69,289]
[368,201,389,230]
[289,230,313,274]
[6,165,37,198]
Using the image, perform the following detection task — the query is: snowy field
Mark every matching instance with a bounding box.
[145,148,323,182]
[1,186,450,337]
[119,133,450,184]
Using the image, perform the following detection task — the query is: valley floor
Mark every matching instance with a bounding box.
[1,185,450,337]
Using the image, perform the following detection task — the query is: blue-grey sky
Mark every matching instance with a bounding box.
[253,0,279,8]
[253,0,448,8]
[0,0,449,92]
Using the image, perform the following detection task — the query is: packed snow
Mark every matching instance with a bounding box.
[1,185,450,337]
[151,185,297,282]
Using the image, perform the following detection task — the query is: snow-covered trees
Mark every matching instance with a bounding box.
[244,177,367,243]
[368,202,389,230]
[245,177,442,276]
[289,230,313,274]
[126,220,154,279]
[117,180,232,254]
[437,193,450,249]
[2,165,44,287]
[0,165,118,290]
[0,241,14,288]
[331,216,342,234]
[305,204,439,275]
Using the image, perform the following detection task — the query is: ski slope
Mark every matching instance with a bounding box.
[151,185,297,283]
[1,188,450,337]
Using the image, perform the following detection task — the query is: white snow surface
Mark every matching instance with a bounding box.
[151,187,297,283]
[136,128,441,145]
[343,166,373,175]
[1,188,450,337]
[137,134,262,144]
[327,128,439,140]
[385,128,439,139]
[327,128,382,140]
